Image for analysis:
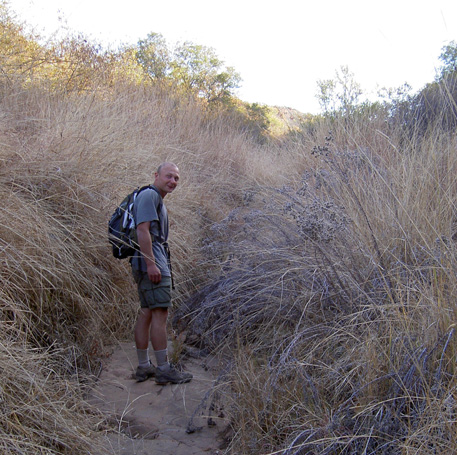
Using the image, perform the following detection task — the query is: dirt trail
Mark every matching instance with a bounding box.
[90,341,228,455]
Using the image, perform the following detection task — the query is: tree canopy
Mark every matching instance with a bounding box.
[135,32,241,105]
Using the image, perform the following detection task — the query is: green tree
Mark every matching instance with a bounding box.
[135,32,170,81]
[0,2,47,83]
[171,41,241,104]
[437,40,457,80]
[316,65,362,116]
[134,33,241,105]
[392,41,457,135]
[316,78,337,113]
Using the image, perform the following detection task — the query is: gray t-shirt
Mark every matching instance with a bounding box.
[130,186,170,275]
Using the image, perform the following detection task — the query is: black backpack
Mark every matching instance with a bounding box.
[108,185,160,259]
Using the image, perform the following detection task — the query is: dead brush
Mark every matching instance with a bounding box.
[0,45,306,454]
[174,175,384,350]
[176,122,457,454]
[0,158,137,363]
[0,337,108,454]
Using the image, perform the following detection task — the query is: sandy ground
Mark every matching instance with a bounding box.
[90,341,229,455]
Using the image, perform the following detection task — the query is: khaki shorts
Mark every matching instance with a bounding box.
[132,270,172,309]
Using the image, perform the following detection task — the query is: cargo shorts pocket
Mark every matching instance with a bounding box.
[135,274,172,308]
[150,281,171,304]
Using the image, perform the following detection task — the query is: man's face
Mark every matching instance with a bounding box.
[154,164,180,197]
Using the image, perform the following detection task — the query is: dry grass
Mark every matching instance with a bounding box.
[3,79,457,453]
[2,12,457,453]
[0,339,107,454]
[0,55,296,451]
[176,115,457,454]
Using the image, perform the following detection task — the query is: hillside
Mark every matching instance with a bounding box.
[270,106,316,132]
[2,4,457,454]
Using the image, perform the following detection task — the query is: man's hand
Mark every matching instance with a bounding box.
[147,262,162,284]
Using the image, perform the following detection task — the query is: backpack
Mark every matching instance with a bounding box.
[108,185,158,259]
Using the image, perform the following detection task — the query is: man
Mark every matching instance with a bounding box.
[131,162,192,385]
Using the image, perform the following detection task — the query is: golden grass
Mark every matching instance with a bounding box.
[2,19,457,453]
[174,114,457,454]
[0,63,304,451]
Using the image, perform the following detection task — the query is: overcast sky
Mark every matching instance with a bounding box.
[7,0,457,113]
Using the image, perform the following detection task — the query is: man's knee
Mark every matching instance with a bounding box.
[136,308,152,324]
[151,308,168,325]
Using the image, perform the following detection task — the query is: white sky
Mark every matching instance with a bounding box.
[6,0,457,114]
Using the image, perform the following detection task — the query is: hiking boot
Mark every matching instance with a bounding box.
[135,363,156,382]
[154,365,193,385]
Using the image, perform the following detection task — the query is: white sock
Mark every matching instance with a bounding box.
[137,349,150,368]
[154,349,169,370]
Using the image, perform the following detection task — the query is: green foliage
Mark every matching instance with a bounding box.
[390,41,457,135]
[219,100,274,143]
[135,32,170,81]
[244,102,271,133]
[316,78,337,113]
[47,35,112,92]
[0,2,47,82]
[377,82,413,114]
[172,41,241,103]
[0,3,144,93]
[135,33,241,105]
[437,40,457,80]
[316,65,362,117]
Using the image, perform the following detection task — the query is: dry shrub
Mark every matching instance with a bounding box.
[176,116,457,454]
[0,338,106,454]
[3,9,457,453]
[0,51,293,451]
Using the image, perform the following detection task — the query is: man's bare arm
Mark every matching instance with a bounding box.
[136,221,161,283]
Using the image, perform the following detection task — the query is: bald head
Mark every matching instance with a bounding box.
[154,162,180,197]
[157,162,179,174]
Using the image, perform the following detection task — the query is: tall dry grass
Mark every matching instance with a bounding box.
[3,9,457,453]
[0,59,299,451]
[176,114,457,454]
